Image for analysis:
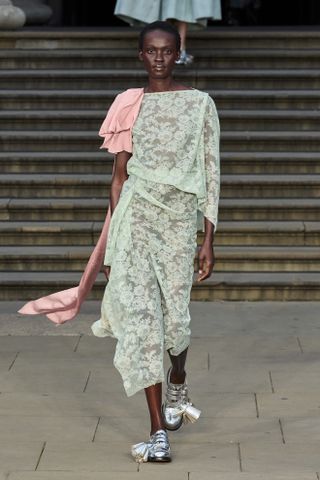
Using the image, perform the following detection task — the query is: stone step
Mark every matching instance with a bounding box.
[3,29,320,50]
[2,48,320,70]
[0,131,100,152]
[224,131,320,152]
[0,221,96,246]
[202,246,320,272]
[1,89,319,110]
[0,109,104,131]
[1,198,320,221]
[1,28,319,303]
[2,130,320,152]
[221,109,320,132]
[194,272,320,301]
[222,174,320,198]
[222,152,320,174]
[220,198,320,221]
[2,108,320,132]
[0,173,319,198]
[2,245,320,273]
[3,271,320,301]
[1,220,317,247]
[195,69,320,90]
[2,68,320,90]
[0,151,113,174]
[0,174,112,197]
[209,221,319,246]
[213,90,320,110]
[1,151,320,175]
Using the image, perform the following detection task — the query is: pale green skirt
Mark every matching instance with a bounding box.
[114,0,222,28]
[91,175,198,397]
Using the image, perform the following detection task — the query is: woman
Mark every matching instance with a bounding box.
[91,21,220,462]
[18,20,220,464]
[114,0,222,64]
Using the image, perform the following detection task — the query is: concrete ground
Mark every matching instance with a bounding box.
[0,300,320,479]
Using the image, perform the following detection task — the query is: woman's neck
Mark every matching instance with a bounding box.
[145,79,178,93]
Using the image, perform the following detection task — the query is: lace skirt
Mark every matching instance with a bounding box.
[91,176,198,396]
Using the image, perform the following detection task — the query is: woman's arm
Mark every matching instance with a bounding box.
[197,96,220,282]
[109,150,132,214]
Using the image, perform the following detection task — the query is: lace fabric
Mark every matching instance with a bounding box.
[91,90,220,396]
[127,90,220,230]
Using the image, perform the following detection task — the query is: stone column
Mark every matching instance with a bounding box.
[0,0,26,29]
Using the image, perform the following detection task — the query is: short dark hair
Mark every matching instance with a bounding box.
[138,21,181,51]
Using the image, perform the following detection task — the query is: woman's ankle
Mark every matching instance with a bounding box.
[169,368,186,384]
[150,423,166,435]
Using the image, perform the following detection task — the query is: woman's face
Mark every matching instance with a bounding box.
[139,29,180,80]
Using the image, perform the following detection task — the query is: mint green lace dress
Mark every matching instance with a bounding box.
[91,89,220,397]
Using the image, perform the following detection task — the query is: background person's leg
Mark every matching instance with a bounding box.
[176,20,187,52]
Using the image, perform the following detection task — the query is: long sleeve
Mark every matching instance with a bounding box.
[198,95,220,232]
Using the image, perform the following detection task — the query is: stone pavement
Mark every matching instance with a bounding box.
[0,300,320,479]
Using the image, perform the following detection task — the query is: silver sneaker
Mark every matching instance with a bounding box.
[131,429,171,463]
[162,367,201,431]
[175,50,194,65]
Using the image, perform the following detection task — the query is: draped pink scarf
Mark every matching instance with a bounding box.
[18,88,144,325]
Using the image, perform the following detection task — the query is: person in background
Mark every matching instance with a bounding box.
[227,0,261,25]
[114,0,222,64]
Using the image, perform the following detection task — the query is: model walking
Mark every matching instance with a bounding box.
[114,0,222,64]
[18,20,220,464]
[91,21,220,462]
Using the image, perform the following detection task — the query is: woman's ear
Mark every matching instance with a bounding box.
[138,51,143,61]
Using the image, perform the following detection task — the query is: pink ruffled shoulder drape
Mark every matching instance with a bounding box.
[18,88,144,325]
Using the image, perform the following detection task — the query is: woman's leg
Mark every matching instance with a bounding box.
[163,345,201,430]
[168,347,188,384]
[132,383,171,462]
[145,383,166,434]
[176,21,188,52]
[174,21,194,64]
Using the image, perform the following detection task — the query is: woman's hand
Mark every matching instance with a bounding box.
[197,217,215,281]
[197,239,215,282]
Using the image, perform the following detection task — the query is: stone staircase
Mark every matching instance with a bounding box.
[1,28,320,301]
